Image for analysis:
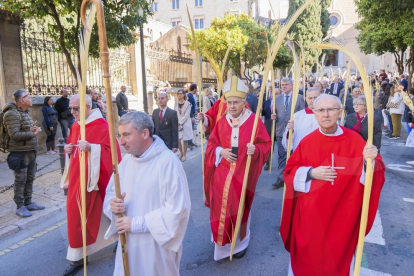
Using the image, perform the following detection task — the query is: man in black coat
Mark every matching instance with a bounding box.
[262,95,277,170]
[55,89,75,142]
[329,76,344,97]
[345,87,362,116]
[151,92,178,152]
[116,85,129,117]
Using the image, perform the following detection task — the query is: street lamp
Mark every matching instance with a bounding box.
[138,8,149,114]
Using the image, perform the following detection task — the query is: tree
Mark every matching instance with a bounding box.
[355,0,414,86]
[1,0,153,80]
[187,13,292,82]
[287,0,332,71]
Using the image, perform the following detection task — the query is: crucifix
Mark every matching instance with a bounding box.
[331,153,345,185]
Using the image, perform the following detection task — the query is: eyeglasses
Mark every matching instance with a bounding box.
[22,94,31,100]
[69,107,80,112]
[353,104,365,106]
[314,108,341,114]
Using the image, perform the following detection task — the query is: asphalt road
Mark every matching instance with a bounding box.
[0,132,413,276]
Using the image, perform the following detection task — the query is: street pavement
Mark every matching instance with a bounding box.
[0,131,413,276]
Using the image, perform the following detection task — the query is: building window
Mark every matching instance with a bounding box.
[195,18,204,29]
[172,0,180,10]
[195,0,203,7]
[151,2,158,12]
[329,13,341,28]
[172,20,181,26]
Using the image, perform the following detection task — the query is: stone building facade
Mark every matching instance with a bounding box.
[151,0,275,28]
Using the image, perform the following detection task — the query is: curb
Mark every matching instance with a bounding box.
[0,202,66,240]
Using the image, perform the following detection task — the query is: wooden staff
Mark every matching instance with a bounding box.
[269,64,276,174]
[80,1,130,275]
[230,0,316,260]
[186,5,206,201]
[280,41,301,218]
[75,6,96,276]
[311,42,374,276]
[340,61,352,126]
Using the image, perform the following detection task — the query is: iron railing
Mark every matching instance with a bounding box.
[20,24,131,96]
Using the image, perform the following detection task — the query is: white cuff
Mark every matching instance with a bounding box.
[215,147,224,167]
[104,211,118,240]
[131,216,149,233]
[360,159,375,186]
[87,144,101,192]
[293,166,312,193]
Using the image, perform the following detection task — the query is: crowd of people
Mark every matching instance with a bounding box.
[1,67,414,275]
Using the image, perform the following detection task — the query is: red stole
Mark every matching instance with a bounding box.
[66,118,121,248]
[280,127,385,276]
[204,111,271,245]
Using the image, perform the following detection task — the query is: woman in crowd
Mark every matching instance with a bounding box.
[97,92,107,117]
[204,88,216,112]
[402,88,414,136]
[345,96,382,152]
[174,89,193,162]
[42,96,58,154]
[387,85,405,139]
[381,83,394,134]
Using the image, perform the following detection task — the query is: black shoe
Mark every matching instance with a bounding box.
[264,164,269,171]
[63,258,87,276]
[233,248,247,259]
[272,181,284,189]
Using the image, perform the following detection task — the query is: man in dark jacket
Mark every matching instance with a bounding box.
[54,89,75,142]
[116,85,129,117]
[3,89,45,217]
[151,92,178,151]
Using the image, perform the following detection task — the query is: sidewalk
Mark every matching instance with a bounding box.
[0,151,64,240]
[0,142,203,240]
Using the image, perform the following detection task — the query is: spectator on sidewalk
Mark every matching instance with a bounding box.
[187,84,198,149]
[152,92,179,152]
[41,96,58,154]
[90,89,105,118]
[3,89,45,218]
[96,93,107,117]
[388,85,405,139]
[116,85,128,117]
[86,89,99,110]
[345,96,382,152]
[55,89,75,142]
[174,89,193,162]
[402,88,414,135]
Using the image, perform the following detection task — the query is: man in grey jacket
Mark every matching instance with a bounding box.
[273,78,305,189]
[3,89,45,217]
[116,85,129,117]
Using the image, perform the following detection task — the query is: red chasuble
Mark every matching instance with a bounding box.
[66,117,121,248]
[204,110,271,245]
[204,96,251,133]
[280,127,385,276]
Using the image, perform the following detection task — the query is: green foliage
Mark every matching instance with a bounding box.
[287,0,331,71]
[354,0,414,73]
[2,0,153,78]
[187,13,292,77]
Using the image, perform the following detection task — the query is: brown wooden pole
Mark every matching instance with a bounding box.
[80,1,130,275]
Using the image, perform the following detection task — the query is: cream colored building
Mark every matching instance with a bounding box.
[150,0,277,28]
[326,0,397,74]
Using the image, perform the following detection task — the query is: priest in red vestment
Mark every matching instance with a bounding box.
[204,76,271,260]
[280,94,385,276]
[60,94,121,276]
